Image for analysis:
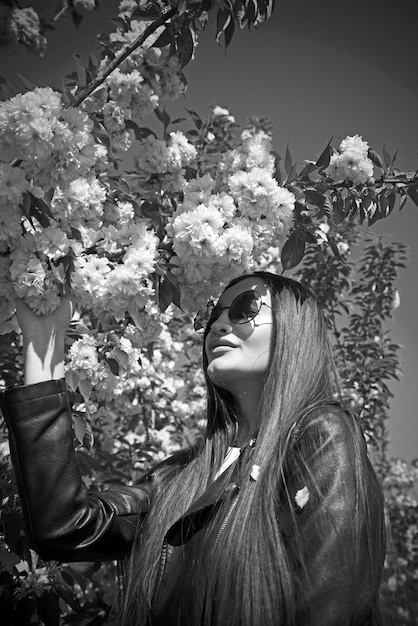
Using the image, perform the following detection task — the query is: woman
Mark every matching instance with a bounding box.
[0,271,386,625]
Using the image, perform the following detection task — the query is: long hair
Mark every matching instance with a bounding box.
[120,271,385,625]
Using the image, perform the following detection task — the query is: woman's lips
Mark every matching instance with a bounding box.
[210,344,235,353]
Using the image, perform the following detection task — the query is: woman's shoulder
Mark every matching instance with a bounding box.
[290,401,367,465]
[295,402,361,440]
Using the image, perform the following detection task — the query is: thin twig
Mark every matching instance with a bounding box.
[71,7,177,108]
[52,4,70,24]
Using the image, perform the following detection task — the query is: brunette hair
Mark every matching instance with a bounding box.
[120,272,385,625]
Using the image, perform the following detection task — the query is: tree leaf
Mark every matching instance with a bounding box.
[154,107,171,130]
[304,189,331,211]
[331,196,347,225]
[125,120,156,140]
[152,27,173,48]
[113,349,129,370]
[245,0,257,28]
[66,369,80,393]
[185,108,203,129]
[0,549,21,573]
[37,590,61,626]
[286,184,305,204]
[368,148,384,170]
[17,73,39,91]
[177,26,195,69]
[407,185,418,208]
[72,54,87,89]
[281,231,306,270]
[315,139,333,169]
[72,413,87,445]
[216,9,235,47]
[382,144,392,169]
[298,161,318,180]
[106,358,120,376]
[79,378,92,401]
[284,144,293,174]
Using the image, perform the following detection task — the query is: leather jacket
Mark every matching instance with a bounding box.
[0,379,385,625]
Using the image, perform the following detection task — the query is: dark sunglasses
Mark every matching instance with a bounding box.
[194,290,272,334]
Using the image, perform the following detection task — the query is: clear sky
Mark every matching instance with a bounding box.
[2,0,417,461]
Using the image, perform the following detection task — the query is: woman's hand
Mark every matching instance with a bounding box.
[15,297,74,341]
[16,297,74,385]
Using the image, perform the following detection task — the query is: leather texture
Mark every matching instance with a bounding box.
[1,380,385,625]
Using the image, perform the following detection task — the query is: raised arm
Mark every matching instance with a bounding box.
[1,299,153,563]
[15,296,73,384]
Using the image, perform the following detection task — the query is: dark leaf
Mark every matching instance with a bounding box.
[177,26,195,69]
[223,17,235,48]
[72,412,87,445]
[331,196,347,225]
[298,161,318,179]
[407,185,418,208]
[368,148,384,170]
[287,163,298,183]
[185,108,203,129]
[125,120,157,140]
[106,358,120,376]
[165,272,182,309]
[17,73,39,91]
[327,236,345,263]
[382,145,391,168]
[284,144,293,174]
[152,27,173,48]
[71,9,84,29]
[216,9,235,47]
[54,585,81,612]
[399,194,408,211]
[0,549,20,573]
[131,5,162,19]
[37,591,61,626]
[154,107,171,130]
[158,277,175,312]
[30,192,53,218]
[281,231,306,270]
[298,229,317,244]
[60,570,75,587]
[273,153,287,185]
[3,510,23,551]
[304,189,330,211]
[245,0,257,27]
[316,139,333,169]
[286,184,305,204]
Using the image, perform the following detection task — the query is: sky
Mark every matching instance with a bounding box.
[1,0,417,461]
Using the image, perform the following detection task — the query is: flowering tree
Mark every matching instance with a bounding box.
[0,0,417,623]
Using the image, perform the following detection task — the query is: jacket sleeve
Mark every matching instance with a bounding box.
[284,406,385,626]
[0,379,153,563]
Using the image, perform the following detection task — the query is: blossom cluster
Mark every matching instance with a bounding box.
[168,128,295,308]
[94,4,187,153]
[325,134,374,185]
[65,312,206,460]
[135,130,197,194]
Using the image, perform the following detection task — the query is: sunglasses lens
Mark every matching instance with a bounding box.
[194,291,262,332]
[230,291,260,323]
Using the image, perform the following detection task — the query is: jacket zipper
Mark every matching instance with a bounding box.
[212,492,239,554]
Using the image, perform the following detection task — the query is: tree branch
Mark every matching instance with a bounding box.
[71,7,177,108]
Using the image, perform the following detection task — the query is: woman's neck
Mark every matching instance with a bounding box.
[233,390,261,446]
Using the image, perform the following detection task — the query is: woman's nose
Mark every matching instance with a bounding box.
[209,309,232,334]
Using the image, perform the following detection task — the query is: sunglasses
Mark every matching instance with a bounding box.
[194,290,272,334]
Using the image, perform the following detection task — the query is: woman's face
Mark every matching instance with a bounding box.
[204,277,273,396]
